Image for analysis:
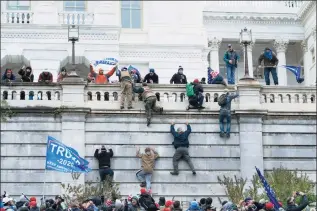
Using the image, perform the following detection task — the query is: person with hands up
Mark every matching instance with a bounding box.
[286,191,309,211]
[94,145,114,182]
[170,122,196,176]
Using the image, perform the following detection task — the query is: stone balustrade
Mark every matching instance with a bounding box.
[1,11,33,24]
[58,12,95,25]
[1,82,316,113]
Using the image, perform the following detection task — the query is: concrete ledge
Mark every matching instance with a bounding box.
[1,157,241,170]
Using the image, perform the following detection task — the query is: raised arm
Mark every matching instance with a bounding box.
[184,123,191,136]
[151,147,159,160]
[94,149,99,159]
[136,147,142,158]
[108,148,114,157]
[170,123,177,137]
[105,65,117,77]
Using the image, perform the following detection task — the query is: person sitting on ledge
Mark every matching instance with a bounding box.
[2,69,16,82]
[87,63,117,84]
[38,70,53,83]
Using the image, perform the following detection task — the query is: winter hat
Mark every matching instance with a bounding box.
[165,200,173,207]
[206,197,213,205]
[131,196,138,202]
[178,66,183,71]
[30,197,37,202]
[244,197,252,203]
[265,202,274,210]
[149,68,155,73]
[189,201,199,210]
[140,188,147,194]
[105,200,112,206]
[19,195,28,202]
[173,201,180,208]
[159,197,166,206]
[29,201,37,208]
[121,67,128,71]
[127,195,132,201]
[193,79,199,83]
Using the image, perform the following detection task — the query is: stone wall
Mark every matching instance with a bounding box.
[0,82,316,207]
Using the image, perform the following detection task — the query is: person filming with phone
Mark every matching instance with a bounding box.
[286,191,309,211]
[94,145,114,182]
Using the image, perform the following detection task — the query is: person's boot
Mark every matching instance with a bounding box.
[192,171,196,175]
[140,182,146,187]
[170,171,179,175]
[226,133,230,138]
[220,132,225,138]
[120,106,124,109]
[128,106,133,109]
[160,107,163,114]
[147,119,151,127]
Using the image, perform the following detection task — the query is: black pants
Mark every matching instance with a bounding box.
[99,167,114,182]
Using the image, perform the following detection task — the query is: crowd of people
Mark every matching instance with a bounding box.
[0,190,311,211]
[1,46,279,86]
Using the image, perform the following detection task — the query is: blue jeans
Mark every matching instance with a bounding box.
[264,67,278,85]
[226,66,236,84]
[219,109,231,134]
[136,169,152,190]
[189,93,204,108]
[99,167,114,182]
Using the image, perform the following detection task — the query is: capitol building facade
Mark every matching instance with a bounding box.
[1,1,316,85]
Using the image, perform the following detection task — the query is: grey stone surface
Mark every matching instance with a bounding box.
[264,159,316,170]
[263,124,317,133]
[263,133,317,145]
[263,147,317,158]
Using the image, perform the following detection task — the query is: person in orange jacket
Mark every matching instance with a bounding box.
[87,64,117,84]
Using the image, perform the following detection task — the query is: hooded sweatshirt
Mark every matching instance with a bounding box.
[187,202,201,211]
[170,124,191,149]
[143,69,159,84]
[258,49,279,67]
[137,151,159,173]
[18,67,34,82]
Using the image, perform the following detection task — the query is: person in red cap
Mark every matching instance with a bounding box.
[138,188,156,211]
[187,79,204,110]
[165,200,173,209]
[265,202,274,211]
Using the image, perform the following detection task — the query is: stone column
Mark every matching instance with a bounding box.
[301,40,310,86]
[208,37,222,71]
[237,84,266,186]
[273,38,289,86]
[241,41,255,78]
[60,77,90,187]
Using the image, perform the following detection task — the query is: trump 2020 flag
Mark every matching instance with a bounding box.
[281,65,304,83]
[45,136,91,173]
[255,166,280,211]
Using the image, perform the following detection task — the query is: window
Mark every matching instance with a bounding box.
[121,1,141,29]
[7,1,30,10]
[64,1,86,12]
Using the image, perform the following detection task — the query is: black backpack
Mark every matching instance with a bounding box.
[141,195,156,210]
[218,94,227,106]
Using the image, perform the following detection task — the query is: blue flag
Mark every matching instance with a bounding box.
[255,166,280,211]
[45,136,91,173]
[281,65,304,83]
[93,58,118,67]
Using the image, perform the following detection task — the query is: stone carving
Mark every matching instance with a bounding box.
[1,32,118,40]
[208,37,222,51]
[273,38,289,52]
[301,40,308,52]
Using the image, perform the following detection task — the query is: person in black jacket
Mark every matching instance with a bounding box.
[143,68,159,84]
[170,66,187,84]
[94,145,114,181]
[18,66,34,82]
[138,188,156,211]
[169,122,196,176]
[187,79,205,110]
[286,191,309,211]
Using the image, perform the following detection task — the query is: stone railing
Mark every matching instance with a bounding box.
[1,11,33,24]
[1,82,316,114]
[58,12,94,25]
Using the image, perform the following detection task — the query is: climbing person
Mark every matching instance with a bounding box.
[186,79,205,110]
[143,68,159,84]
[94,145,114,182]
[133,82,163,126]
[117,66,133,109]
[170,66,187,84]
[223,44,239,85]
[258,47,279,85]
[136,147,159,193]
[217,88,239,138]
[170,122,196,176]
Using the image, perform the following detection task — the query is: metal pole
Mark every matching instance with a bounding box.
[72,40,75,66]
[244,42,249,77]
